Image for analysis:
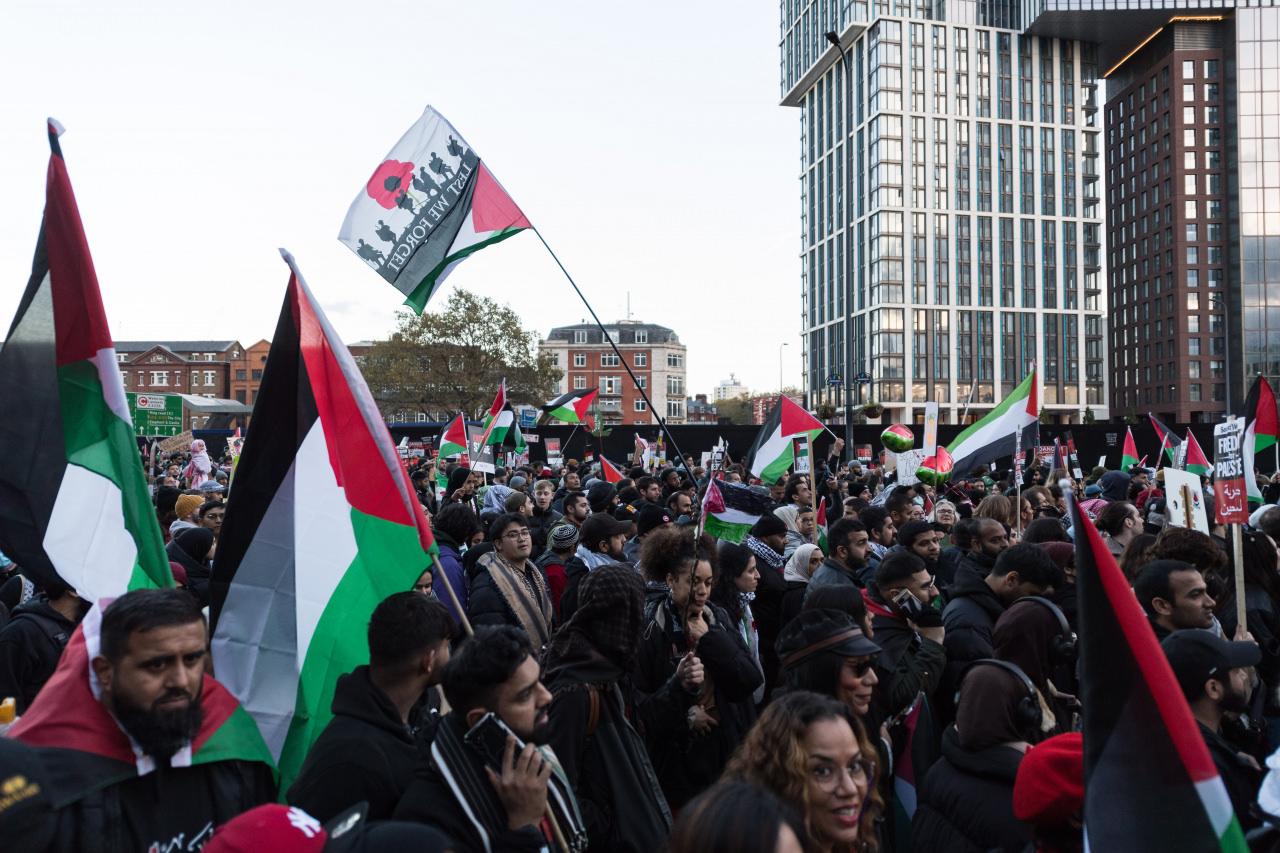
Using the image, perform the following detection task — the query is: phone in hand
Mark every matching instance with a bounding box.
[464,712,524,772]
[891,588,925,620]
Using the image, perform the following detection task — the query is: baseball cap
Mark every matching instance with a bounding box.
[198,480,226,493]
[204,803,453,852]
[612,503,638,523]
[775,609,881,668]
[636,504,674,537]
[580,512,631,548]
[1161,629,1261,701]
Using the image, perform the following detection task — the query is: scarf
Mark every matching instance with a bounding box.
[547,565,644,672]
[476,551,553,647]
[183,440,212,487]
[773,505,802,534]
[745,536,784,573]
[783,543,820,583]
[432,714,587,853]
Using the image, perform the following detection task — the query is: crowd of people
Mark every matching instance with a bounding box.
[7,434,1280,851]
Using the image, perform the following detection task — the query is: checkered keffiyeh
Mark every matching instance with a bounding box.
[549,563,644,671]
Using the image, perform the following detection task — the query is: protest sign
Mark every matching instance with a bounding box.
[1163,468,1208,533]
[1214,419,1248,525]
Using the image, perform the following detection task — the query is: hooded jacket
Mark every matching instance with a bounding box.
[167,527,215,607]
[806,556,862,598]
[287,666,418,822]
[910,726,1031,853]
[942,565,1006,683]
[0,596,78,713]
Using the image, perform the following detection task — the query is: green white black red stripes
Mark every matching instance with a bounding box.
[747,396,824,484]
[1241,376,1278,505]
[338,106,530,313]
[702,478,773,544]
[210,251,439,791]
[543,388,598,429]
[944,370,1039,478]
[1120,426,1139,471]
[1149,413,1183,465]
[439,413,468,458]
[0,120,170,602]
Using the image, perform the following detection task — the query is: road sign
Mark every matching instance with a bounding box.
[854,371,872,383]
[827,373,843,386]
[127,393,183,436]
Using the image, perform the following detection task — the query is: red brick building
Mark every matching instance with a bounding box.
[116,339,272,408]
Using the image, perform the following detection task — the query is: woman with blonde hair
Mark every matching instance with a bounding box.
[724,690,882,852]
[974,494,1016,532]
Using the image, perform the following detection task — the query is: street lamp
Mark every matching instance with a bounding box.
[779,341,789,396]
[825,30,855,451]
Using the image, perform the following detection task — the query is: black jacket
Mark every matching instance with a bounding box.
[557,556,592,624]
[542,644,673,852]
[528,506,563,556]
[910,726,1031,853]
[466,555,549,637]
[0,597,76,713]
[37,749,275,853]
[634,599,763,809]
[941,566,1005,686]
[393,713,548,853]
[1200,721,1264,831]
[866,589,947,719]
[750,544,788,698]
[287,666,418,822]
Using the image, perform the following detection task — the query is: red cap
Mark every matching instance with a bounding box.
[203,804,328,853]
[1013,731,1084,827]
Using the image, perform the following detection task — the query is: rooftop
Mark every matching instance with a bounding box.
[544,321,679,346]
[115,340,240,353]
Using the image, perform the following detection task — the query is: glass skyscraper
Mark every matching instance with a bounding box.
[783,1,1107,425]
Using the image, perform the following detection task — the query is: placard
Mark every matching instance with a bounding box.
[923,402,939,457]
[855,443,873,463]
[895,449,927,487]
[158,430,194,454]
[1164,468,1209,533]
[465,425,496,474]
[1214,419,1248,525]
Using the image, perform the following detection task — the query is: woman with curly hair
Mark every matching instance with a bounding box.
[724,690,883,852]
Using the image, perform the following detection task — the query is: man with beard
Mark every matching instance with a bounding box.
[543,565,675,851]
[288,592,453,821]
[10,589,275,851]
[956,517,1010,581]
[394,626,587,851]
[1134,559,1218,641]
[561,491,591,529]
[1162,630,1264,828]
[897,520,945,577]
[805,518,870,598]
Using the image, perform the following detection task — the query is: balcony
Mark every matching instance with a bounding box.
[595,398,623,413]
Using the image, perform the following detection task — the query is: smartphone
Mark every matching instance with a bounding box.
[463,712,524,772]
[892,588,925,620]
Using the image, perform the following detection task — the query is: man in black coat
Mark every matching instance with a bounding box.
[0,582,88,713]
[288,592,453,821]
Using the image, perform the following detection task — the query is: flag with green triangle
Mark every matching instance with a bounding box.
[1121,426,1139,471]
[439,413,468,458]
[1185,430,1213,478]
[1240,375,1278,505]
[746,396,824,484]
[1148,413,1183,466]
[542,388,597,429]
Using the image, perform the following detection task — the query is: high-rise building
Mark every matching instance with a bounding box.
[538,320,688,426]
[714,374,748,401]
[783,1,1108,426]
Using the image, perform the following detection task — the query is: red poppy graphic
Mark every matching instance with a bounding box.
[366,159,415,209]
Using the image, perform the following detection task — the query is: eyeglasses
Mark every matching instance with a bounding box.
[502,529,531,540]
[846,657,877,677]
[809,757,877,790]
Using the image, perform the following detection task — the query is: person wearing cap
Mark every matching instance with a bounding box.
[1134,559,1217,641]
[775,609,881,719]
[169,492,204,537]
[1162,629,1265,828]
[626,504,674,567]
[204,803,455,853]
[576,514,631,572]
[536,524,585,622]
[1012,732,1083,853]
[612,503,638,539]
[587,481,618,515]
[288,593,453,822]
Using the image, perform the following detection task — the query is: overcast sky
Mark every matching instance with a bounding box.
[0,1,802,397]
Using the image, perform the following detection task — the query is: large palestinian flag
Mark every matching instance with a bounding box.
[1071,493,1247,852]
[702,478,773,544]
[209,251,438,791]
[542,388,597,429]
[747,396,824,484]
[1241,376,1278,505]
[11,598,272,787]
[0,120,171,603]
[1149,413,1183,466]
[338,106,530,313]
[439,413,467,459]
[944,370,1038,479]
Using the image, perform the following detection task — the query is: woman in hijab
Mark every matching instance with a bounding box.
[183,439,212,488]
[992,598,1076,735]
[911,662,1039,851]
[773,505,816,561]
[166,527,214,607]
[780,543,822,629]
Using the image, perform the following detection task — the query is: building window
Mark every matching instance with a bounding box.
[573,353,586,367]
[1188,316,1201,333]
[637,376,646,389]
[634,353,647,367]
[573,330,588,344]
[634,399,648,412]
[667,376,684,396]
[1189,384,1202,402]
[204,370,217,386]
[235,390,247,404]
[235,369,247,380]
[573,375,586,390]
[549,353,560,366]
[121,373,128,386]
[634,330,648,344]
[190,371,200,387]
[601,353,620,367]
[667,400,685,419]
[1188,337,1201,355]
[251,369,263,380]
[603,376,621,395]
[666,352,684,368]
[150,371,169,386]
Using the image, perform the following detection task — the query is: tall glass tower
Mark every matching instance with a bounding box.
[783,0,1108,425]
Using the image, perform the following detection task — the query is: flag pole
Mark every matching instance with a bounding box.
[430,551,474,637]
[532,227,696,486]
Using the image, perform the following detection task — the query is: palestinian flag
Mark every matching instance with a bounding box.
[747,396,824,484]
[476,380,514,448]
[599,455,624,485]
[543,388,597,430]
[1241,376,1278,505]
[0,120,171,603]
[816,497,828,554]
[209,251,438,792]
[944,370,1039,479]
[1121,426,1139,471]
[1071,493,1247,852]
[891,696,925,847]
[702,478,773,544]
[439,413,467,459]
[11,599,273,786]
[1148,413,1183,466]
[339,106,530,313]
[1185,430,1213,478]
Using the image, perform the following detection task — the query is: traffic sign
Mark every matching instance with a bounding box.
[127,393,183,436]
[855,371,872,383]
[827,373,843,386]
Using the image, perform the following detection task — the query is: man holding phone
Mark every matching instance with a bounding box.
[395,626,586,851]
[862,551,947,720]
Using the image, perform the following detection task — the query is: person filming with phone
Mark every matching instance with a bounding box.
[861,551,947,722]
[394,625,587,852]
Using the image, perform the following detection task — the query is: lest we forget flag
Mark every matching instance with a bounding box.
[209,251,440,791]
[0,120,171,602]
[1071,489,1247,851]
[339,106,531,313]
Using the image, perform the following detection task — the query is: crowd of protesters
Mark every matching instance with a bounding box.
[9,435,1280,851]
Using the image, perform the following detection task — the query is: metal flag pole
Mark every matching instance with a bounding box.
[532,227,696,486]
